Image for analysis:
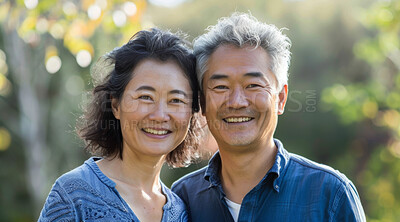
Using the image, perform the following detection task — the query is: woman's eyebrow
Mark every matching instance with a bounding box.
[169,89,188,98]
[136,86,188,97]
[136,85,155,92]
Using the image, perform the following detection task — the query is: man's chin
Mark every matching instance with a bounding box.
[220,135,254,147]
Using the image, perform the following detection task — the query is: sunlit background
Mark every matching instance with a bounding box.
[0,0,399,221]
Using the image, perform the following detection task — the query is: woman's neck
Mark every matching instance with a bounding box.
[98,149,166,193]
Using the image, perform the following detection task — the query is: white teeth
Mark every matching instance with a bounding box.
[224,117,252,123]
[143,128,169,135]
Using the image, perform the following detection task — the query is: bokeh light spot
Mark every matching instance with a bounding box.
[36,18,49,33]
[113,10,127,27]
[383,110,400,129]
[24,0,38,10]
[46,56,62,74]
[50,23,65,39]
[362,101,378,118]
[96,0,108,10]
[149,0,187,8]
[378,9,393,22]
[0,73,12,96]
[0,49,6,61]
[76,50,92,68]
[389,140,400,159]
[0,50,8,75]
[0,127,11,151]
[124,2,137,16]
[331,84,348,101]
[88,4,102,20]
[63,2,77,15]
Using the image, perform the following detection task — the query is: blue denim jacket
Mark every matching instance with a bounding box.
[38,157,188,222]
[172,139,365,222]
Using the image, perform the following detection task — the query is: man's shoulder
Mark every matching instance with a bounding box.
[171,166,208,192]
[288,153,352,185]
[286,153,365,220]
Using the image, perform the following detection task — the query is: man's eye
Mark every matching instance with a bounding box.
[139,95,153,100]
[247,84,261,88]
[214,85,228,90]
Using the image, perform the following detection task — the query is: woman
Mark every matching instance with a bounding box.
[38,28,200,222]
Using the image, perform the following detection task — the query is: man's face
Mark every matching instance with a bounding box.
[202,44,287,150]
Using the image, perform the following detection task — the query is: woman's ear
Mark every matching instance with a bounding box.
[111,96,120,119]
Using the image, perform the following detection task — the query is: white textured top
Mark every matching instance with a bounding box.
[225,197,241,222]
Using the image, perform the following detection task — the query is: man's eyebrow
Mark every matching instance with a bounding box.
[169,89,188,97]
[209,74,229,80]
[244,72,264,78]
[136,86,155,91]
[210,72,265,80]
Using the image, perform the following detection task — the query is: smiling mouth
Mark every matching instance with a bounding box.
[142,128,171,135]
[223,117,253,123]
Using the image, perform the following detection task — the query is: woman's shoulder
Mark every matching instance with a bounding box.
[161,183,189,222]
[39,157,132,221]
[53,157,118,198]
[38,158,96,221]
[54,158,97,187]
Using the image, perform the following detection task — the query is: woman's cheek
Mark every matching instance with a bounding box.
[173,109,192,125]
[120,96,139,113]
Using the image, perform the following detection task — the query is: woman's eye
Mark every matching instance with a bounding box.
[139,95,153,101]
[171,98,186,104]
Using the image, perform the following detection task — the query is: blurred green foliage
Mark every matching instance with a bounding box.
[0,0,399,221]
[321,1,400,221]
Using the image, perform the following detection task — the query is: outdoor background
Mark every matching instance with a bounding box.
[0,0,399,221]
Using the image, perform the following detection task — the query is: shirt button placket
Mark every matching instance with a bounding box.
[239,192,256,222]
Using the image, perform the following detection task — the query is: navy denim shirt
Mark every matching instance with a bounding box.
[172,139,365,222]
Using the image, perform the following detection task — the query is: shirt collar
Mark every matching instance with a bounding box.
[267,139,290,192]
[85,157,116,188]
[204,151,222,186]
[203,138,290,192]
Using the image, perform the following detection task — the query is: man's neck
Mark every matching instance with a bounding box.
[219,138,277,204]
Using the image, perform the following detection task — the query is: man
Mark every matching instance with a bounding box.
[171,13,366,222]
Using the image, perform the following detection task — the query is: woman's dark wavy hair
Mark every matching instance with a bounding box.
[77,28,201,167]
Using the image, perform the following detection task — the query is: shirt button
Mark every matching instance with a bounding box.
[275,185,279,189]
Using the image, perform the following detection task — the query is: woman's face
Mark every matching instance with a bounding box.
[112,59,193,158]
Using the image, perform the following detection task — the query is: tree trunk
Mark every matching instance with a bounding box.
[3,28,49,215]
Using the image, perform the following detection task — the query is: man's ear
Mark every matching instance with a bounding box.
[111,96,121,120]
[278,84,288,115]
[200,92,206,116]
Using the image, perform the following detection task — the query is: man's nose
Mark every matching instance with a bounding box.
[227,87,249,109]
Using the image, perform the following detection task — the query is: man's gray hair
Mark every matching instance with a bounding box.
[193,12,292,91]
